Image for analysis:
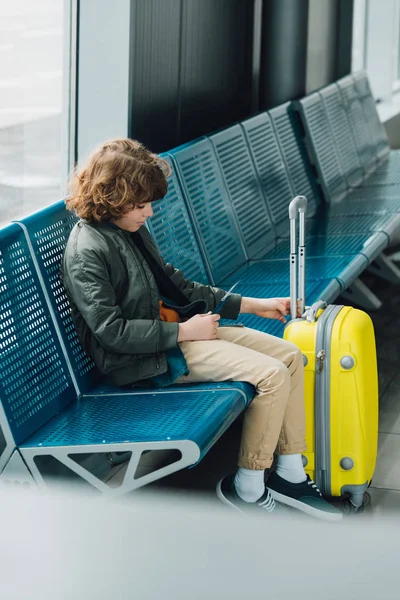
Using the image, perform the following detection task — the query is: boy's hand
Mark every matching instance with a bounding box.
[240,297,301,322]
[178,312,220,342]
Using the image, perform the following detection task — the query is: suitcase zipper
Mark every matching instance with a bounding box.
[316,349,326,374]
[315,305,344,497]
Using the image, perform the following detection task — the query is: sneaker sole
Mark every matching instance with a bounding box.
[267,489,343,522]
[216,479,246,516]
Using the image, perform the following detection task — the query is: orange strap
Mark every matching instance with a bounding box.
[159,300,180,323]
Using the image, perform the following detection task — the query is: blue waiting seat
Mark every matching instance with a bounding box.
[169,136,362,300]
[153,153,302,336]
[269,102,400,242]
[336,75,378,177]
[207,123,276,259]
[215,113,385,286]
[352,70,393,166]
[231,113,294,238]
[295,91,400,218]
[339,73,400,185]
[0,222,77,480]
[1,217,253,492]
[149,154,292,336]
[316,84,400,214]
[285,89,400,296]
[238,111,390,259]
[147,155,211,285]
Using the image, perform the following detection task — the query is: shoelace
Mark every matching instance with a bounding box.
[257,491,276,512]
[308,479,322,497]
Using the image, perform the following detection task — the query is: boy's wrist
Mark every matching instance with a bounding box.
[240,297,261,314]
[177,322,187,342]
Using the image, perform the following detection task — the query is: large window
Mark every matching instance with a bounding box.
[352,0,400,102]
[0,0,75,228]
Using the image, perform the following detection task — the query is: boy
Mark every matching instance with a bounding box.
[61,138,342,521]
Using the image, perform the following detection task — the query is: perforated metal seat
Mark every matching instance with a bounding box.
[364,157,400,186]
[336,76,377,176]
[219,254,368,292]
[269,102,399,241]
[148,155,210,284]
[258,232,387,260]
[336,76,400,189]
[294,90,400,239]
[0,223,77,475]
[233,278,341,335]
[208,121,382,265]
[19,384,249,495]
[240,113,295,237]
[171,134,385,301]
[269,102,321,219]
[332,188,400,216]
[21,386,247,450]
[344,73,400,185]
[170,139,247,285]
[294,93,349,204]
[297,74,400,209]
[209,125,276,259]
[0,219,253,493]
[277,212,400,244]
[352,70,390,164]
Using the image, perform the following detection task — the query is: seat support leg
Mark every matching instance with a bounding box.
[0,451,36,489]
[341,278,382,311]
[388,250,400,262]
[367,254,400,284]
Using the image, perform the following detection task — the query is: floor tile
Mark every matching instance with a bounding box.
[373,433,400,490]
[105,463,127,489]
[366,487,400,517]
[379,374,400,434]
[378,361,399,398]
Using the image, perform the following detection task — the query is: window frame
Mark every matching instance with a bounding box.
[61,0,78,196]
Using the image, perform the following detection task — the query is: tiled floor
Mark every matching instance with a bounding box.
[108,267,400,516]
[366,268,400,512]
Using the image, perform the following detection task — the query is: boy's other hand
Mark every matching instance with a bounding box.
[240,297,301,322]
[178,312,220,342]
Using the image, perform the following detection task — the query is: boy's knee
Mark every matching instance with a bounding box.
[284,341,303,368]
[266,362,291,390]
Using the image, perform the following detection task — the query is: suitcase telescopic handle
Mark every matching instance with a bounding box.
[289,196,308,320]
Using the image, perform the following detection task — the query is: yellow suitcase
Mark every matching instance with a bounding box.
[284,196,378,508]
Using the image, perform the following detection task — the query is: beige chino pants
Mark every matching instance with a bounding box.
[176,326,307,470]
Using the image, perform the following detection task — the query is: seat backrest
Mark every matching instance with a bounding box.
[148,155,210,284]
[17,201,100,395]
[319,84,364,188]
[352,70,390,163]
[337,75,377,174]
[209,124,276,258]
[240,113,294,236]
[269,102,322,219]
[19,175,211,395]
[294,93,348,204]
[169,138,247,285]
[0,223,76,446]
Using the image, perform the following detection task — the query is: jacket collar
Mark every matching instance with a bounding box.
[82,219,142,238]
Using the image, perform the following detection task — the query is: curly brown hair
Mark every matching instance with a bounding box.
[66,138,171,222]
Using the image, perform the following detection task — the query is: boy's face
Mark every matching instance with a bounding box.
[112,203,154,232]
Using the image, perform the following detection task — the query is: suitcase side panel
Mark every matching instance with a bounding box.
[329,306,378,499]
[284,319,317,481]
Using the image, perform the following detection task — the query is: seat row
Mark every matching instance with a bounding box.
[0,70,398,495]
